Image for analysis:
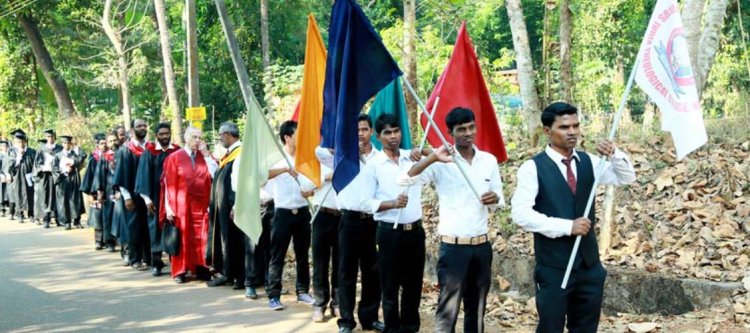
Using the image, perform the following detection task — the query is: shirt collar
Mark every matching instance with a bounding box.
[377,149,410,165]
[184,147,197,155]
[131,138,146,148]
[227,140,242,152]
[155,141,175,151]
[453,145,483,163]
[544,145,579,163]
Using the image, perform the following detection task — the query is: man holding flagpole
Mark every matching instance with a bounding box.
[511,102,635,332]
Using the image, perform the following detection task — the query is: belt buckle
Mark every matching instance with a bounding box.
[404,223,413,231]
[471,237,479,245]
[292,208,299,215]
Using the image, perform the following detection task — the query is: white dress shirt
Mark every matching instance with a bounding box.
[140,141,177,206]
[267,152,316,209]
[361,150,422,224]
[315,146,379,211]
[312,164,339,209]
[399,147,505,237]
[510,145,636,239]
[225,140,242,192]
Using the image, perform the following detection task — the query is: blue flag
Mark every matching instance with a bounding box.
[321,0,402,192]
[369,77,413,150]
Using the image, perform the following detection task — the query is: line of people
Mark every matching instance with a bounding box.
[0,101,636,333]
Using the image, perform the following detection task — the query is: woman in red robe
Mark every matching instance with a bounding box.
[160,127,218,283]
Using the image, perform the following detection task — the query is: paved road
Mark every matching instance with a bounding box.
[0,217,340,333]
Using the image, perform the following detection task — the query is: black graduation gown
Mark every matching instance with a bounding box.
[52,149,85,224]
[8,147,36,212]
[113,144,147,244]
[0,152,9,204]
[207,148,240,276]
[80,153,100,228]
[92,151,116,243]
[135,146,178,252]
[33,144,62,219]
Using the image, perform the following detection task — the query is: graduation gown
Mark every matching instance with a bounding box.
[80,151,100,228]
[0,152,9,204]
[92,150,116,243]
[207,145,241,276]
[8,147,36,212]
[135,143,180,252]
[33,144,62,219]
[161,149,212,278]
[52,149,85,224]
[113,142,147,244]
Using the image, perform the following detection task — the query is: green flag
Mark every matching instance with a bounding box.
[234,109,284,245]
[368,77,413,150]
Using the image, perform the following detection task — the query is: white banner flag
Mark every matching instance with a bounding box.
[634,0,707,160]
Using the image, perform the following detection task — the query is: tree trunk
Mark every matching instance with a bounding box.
[102,0,132,129]
[260,0,271,71]
[149,10,169,121]
[154,0,184,144]
[559,0,573,103]
[615,57,632,126]
[506,0,543,140]
[681,0,706,77]
[695,0,731,95]
[403,0,418,139]
[17,13,76,118]
[598,185,616,255]
[186,0,200,107]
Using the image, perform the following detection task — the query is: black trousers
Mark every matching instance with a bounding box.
[377,221,426,333]
[337,211,381,329]
[535,263,606,333]
[219,211,247,283]
[246,201,274,287]
[435,242,492,333]
[147,212,165,268]
[312,210,340,308]
[266,207,311,298]
[125,198,151,266]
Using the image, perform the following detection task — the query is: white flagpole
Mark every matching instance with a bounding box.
[309,185,334,224]
[401,79,481,201]
[393,96,440,229]
[560,55,641,289]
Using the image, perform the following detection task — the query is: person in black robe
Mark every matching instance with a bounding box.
[135,122,179,276]
[81,133,106,238]
[0,140,10,217]
[33,129,62,226]
[52,135,85,230]
[7,129,36,223]
[113,119,152,270]
[92,131,120,252]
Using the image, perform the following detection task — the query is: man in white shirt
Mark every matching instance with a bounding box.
[403,107,504,333]
[265,120,317,311]
[361,113,427,333]
[511,102,636,333]
[317,114,384,333]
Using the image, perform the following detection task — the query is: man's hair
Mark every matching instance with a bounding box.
[183,126,201,143]
[114,125,125,132]
[279,120,298,144]
[219,122,240,138]
[445,107,475,132]
[541,102,578,127]
[375,113,400,135]
[131,119,146,128]
[155,122,171,133]
[358,113,372,129]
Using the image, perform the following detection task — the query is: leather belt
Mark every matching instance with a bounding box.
[378,220,422,231]
[261,200,274,208]
[277,207,307,215]
[440,234,489,246]
[341,209,373,220]
[317,206,341,216]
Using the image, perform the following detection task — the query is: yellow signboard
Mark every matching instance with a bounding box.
[186,107,207,121]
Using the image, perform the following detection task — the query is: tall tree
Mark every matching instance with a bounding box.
[186,0,200,107]
[403,0,418,136]
[559,0,573,103]
[154,0,184,144]
[682,0,706,76]
[506,0,543,139]
[695,0,731,95]
[260,0,270,71]
[17,13,76,118]
[101,0,132,129]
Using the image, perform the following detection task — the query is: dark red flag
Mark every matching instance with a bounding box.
[420,22,508,163]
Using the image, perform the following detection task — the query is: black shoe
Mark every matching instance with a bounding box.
[206,275,228,287]
[245,287,257,299]
[56,222,63,227]
[43,223,50,229]
[74,224,83,229]
[36,220,42,225]
[107,246,117,253]
[232,281,244,290]
[174,274,186,284]
[338,327,353,333]
[9,215,16,221]
[95,244,104,250]
[195,267,212,281]
[65,224,72,230]
[151,266,162,277]
[362,321,384,332]
[19,218,25,223]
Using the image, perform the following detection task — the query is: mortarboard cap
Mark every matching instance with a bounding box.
[60,135,73,142]
[43,129,56,136]
[11,129,27,140]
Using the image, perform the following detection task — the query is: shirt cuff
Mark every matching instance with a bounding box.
[120,188,132,201]
[140,194,152,205]
[397,173,419,186]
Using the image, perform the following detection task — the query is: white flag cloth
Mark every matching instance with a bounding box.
[634,0,707,160]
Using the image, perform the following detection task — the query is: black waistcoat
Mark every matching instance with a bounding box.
[532,151,599,269]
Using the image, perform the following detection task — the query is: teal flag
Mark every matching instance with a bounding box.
[368,77,413,150]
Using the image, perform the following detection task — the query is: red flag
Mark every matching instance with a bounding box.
[291,99,301,121]
[420,22,508,163]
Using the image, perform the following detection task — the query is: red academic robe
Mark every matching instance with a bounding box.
[160,149,212,278]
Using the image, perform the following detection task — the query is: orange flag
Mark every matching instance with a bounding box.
[295,15,327,187]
